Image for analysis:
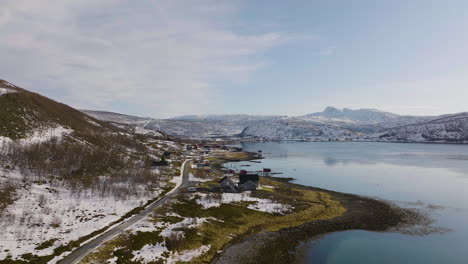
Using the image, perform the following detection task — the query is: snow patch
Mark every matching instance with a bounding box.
[196,192,292,214]
[135,126,163,137]
[0,87,15,96]
[189,173,212,182]
[0,170,163,260]
[20,126,72,145]
[132,243,210,264]
[171,245,211,263]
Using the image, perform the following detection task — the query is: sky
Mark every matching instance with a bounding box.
[1,0,468,118]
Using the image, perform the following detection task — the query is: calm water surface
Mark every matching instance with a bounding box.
[228,142,468,264]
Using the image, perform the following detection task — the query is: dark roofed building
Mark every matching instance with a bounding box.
[219,176,237,192]
[239,173,259,185]
[151,160,168,167]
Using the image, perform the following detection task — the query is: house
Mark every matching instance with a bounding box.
[262,168,271,176]
[228,147,243,152]
[224,169,235,176]
[219,176,237,192]
[257,150,263,157]
[195,163,210,169]
[238,181,258,192]
[238,170,259,191]
[151,160,168,167]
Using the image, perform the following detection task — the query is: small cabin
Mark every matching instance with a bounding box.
[228,147,243,152]
[263,168,271,176]
[195,163,210,169]
[224,169,235,175]
[219,176,237,192]
[238,181,258,192]
[151,160,168,167]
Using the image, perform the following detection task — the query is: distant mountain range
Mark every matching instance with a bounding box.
[83,107,468,143]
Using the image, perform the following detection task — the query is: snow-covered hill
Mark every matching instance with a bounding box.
[170,114,284,123]
[240,119,361,141]
[84,110,249,138]
[0,80,183,262]
[374,112,468,143]
[81,110,150,124]
[305,106,399,123]
[302,107,432,128]
[83,107,468,144]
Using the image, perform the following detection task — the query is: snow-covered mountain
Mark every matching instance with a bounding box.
[373,112,468,143]
[305,106,399,123]
[240,119,361,141]
[170,114,284,123]
[302,107,432,128]
[83,110,247,138]
[83,107,468,144]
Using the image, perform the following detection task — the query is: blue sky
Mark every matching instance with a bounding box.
[1,0,468,118]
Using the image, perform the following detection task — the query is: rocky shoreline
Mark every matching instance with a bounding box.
[212,177,428,264]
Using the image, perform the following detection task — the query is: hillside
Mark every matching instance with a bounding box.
[84,110,247,138]
[0,80,119,140]
[374,112,468,143]
[305,106,399,123]
[240,119,361,140]
[0,80,184,263]
[83,107,468,144]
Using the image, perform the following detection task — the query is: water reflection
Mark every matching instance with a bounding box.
[241,141,468,174]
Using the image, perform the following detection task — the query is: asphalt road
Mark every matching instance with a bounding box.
[58,159,191,264]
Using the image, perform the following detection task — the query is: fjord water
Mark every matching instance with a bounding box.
[231,142,468,264]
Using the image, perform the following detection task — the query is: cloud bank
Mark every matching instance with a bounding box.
[0,0,288,117]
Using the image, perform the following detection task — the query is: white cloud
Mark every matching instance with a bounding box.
[0,0,289,117]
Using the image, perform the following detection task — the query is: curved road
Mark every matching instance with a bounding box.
[58,160,191,264]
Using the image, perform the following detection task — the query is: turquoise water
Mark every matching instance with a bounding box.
[229,142,468,264]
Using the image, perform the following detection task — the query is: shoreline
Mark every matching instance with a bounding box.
[218,138,468,146]
[212,154,427,264]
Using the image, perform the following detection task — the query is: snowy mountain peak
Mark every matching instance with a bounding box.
[306,107,400,124]
[323,106,341,113]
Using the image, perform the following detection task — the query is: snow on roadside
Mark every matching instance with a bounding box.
[0,170,163,260]
[196,192,292,214]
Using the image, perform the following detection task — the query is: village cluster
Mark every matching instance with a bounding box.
[150,142,271,193]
